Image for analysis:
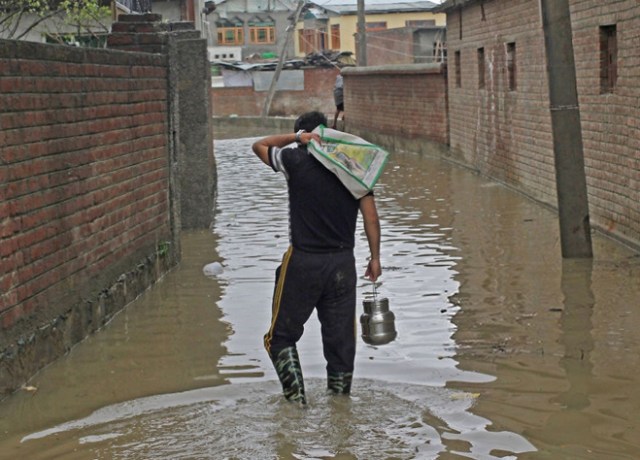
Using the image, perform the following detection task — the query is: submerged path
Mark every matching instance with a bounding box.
[0,135,639,459]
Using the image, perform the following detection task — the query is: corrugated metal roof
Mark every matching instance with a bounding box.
[432,0,481,13]
[309,0,439,15]
[304,7,329,19]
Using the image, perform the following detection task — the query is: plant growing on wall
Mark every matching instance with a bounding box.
[0,0,111,46]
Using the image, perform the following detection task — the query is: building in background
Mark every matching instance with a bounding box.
[296,0,445,60]
[205,0,298,61]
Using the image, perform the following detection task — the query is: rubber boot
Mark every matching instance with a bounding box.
[273,347,306,404]
[327,371,353,395]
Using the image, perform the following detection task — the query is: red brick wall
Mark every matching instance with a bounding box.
[445,0,640,249]
[344,64,449,146]
[211,86,263,116]
[570,0,640,247]
[0,41,173,335]
[210,67,340,118]
[446,0,555,198]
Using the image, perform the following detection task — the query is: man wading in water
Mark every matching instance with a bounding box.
[251,111,382,404]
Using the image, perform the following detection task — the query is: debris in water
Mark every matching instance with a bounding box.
[203,262,224,278]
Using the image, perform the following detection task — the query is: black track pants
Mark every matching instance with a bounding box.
[264,247,357,374]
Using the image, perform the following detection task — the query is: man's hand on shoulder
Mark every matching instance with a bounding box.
[299,132,321,145]
[252,132,321,166]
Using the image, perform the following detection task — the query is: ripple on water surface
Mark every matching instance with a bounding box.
[21,379,535,460]
[12,136,640,459]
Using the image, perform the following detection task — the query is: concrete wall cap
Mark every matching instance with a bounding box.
[342,63,444,76]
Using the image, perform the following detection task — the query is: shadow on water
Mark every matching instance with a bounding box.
[0,134,639,459]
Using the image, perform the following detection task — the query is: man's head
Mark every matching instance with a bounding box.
[294,111,327,133]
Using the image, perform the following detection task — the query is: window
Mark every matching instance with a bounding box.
[600,25,617,93]
[250,27,275,43]
[216,18,243,45]
[298,28,327,53]
[366,22,387,33]
[317,29,328,50]
[455,50,461,88]
[433,41,447,63]
[477,47,485,89]
[299,29,308,54]
[249,17,275,44]
[506,42,516,91]
[331,24,341,50]
[405,20,436,28]
[217,28,244,45]
[299,29,314,54]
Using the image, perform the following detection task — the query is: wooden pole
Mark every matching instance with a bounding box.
[261,0,305,117]
[356,0,367,66]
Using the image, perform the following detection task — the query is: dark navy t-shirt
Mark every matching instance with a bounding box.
[269,145,360,253]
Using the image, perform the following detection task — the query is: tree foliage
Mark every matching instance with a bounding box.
[0,0,111,45]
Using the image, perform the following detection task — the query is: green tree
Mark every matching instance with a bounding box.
[0,0,111,46]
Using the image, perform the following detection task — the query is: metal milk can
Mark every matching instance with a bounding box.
[360,285,397,345]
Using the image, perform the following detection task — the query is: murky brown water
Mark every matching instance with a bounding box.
[1,133,639,459]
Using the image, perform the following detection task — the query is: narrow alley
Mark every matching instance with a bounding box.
[1,135,639,459]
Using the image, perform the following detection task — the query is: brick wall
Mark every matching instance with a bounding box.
[109,14,216,231]
[446,0,556,199]
[444,0,640,250]
[0,39,176,394]
[210,67,340,118]
[570,0,640,248]
[343,64,449,153]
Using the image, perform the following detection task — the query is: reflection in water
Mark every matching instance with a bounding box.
[533,259,595,455]
[557,259,595,409]
[446,164,640,460]
[0,136,638,459]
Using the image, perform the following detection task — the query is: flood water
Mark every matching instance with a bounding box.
[1,132,639,460]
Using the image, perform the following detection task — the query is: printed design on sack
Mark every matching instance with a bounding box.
[322,142,382,182]
[307,126,390,199]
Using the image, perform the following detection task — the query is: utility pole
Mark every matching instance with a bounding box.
[261,0,306,117]
[356,0,367,66]
[540,0,593,258]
